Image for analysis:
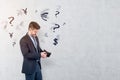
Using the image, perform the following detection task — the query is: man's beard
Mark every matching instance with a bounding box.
[32,34,37,37]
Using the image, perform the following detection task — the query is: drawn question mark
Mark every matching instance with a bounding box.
[53,23,60,32]
[55,11,60,17]
[55,5,61,17]
[8,16,14,26]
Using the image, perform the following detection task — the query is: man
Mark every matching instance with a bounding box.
[20,21,47,80]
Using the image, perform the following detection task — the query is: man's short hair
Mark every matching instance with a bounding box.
[29,21,40,30]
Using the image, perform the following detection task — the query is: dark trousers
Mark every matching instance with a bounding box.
[25,63,42,80]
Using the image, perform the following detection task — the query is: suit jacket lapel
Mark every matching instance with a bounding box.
[26,34,37,51]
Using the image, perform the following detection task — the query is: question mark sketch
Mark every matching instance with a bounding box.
[55,11,60,17]
[55,5,61,17]
[52,23,60,32]
[8,16,14,26]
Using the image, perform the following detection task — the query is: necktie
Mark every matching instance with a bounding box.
[33,37,38,53]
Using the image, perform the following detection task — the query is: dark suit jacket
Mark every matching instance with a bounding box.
[20,33,43,74]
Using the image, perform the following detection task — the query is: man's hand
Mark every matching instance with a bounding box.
[41,52,47,58]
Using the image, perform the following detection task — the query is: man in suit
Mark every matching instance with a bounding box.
[20,21,47,80]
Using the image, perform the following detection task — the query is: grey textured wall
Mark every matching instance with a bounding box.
[0,0,120,80]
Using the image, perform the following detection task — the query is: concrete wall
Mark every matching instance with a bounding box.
[0,0,120,80]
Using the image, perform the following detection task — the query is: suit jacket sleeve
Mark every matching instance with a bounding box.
[20,37,40,60]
